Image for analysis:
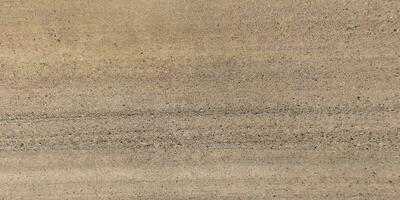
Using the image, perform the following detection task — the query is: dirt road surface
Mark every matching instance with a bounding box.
[0,0,399,199]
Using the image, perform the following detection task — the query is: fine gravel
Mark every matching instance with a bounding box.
[0,0,399,199]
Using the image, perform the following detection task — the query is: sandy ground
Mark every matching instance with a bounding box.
[0,0,400,199]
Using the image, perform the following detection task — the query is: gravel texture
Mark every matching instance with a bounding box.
[0,0,399,199]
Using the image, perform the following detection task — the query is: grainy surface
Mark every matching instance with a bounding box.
[1,0,400,199]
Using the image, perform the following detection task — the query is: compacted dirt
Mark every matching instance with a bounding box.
[0,0,400,199]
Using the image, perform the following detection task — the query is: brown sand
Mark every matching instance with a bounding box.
[0,0,399,199]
